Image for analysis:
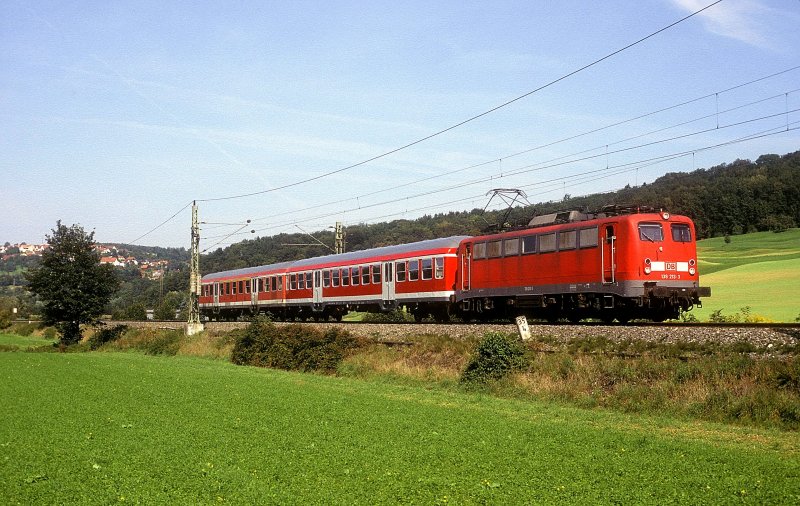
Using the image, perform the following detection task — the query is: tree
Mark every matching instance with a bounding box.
[25,221,119,345]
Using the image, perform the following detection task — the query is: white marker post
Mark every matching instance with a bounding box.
[515,315,531,341]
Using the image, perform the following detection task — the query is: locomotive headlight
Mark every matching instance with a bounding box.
[689,267,696,275]
[645,258,651,265]
[662,212,670,220]
[689,259,696,266]
[644,266,652,274]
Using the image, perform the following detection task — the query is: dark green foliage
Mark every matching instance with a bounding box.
[361,309,414,323]
[231,316,362,373]
[461,332,529,385]
[88,324,129,350]
[25,222,119,345]
[113,302,147,321]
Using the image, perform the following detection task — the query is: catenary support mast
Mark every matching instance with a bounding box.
[186,200,204,335]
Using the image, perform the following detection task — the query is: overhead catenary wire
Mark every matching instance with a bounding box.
[203,120,798,248]
[205,105,798,239]
[196,0,724,204]
[242,72,800,225]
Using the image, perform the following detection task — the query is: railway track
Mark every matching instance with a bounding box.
[103,319,799,348]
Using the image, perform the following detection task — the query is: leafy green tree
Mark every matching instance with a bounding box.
[25,221,119,345]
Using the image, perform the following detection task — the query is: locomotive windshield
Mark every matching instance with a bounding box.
[671,223,692,242]
[638,223,664,242]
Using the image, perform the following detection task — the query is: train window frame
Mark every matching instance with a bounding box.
[421,258,433,280]
[231,282,237,295]
[290,274,297,291]
[323,270,330,287]
[341,268,350,286]
[435,257,444,279]
[361,266,370,285]
[473,242,486,260]
[351,267,360,286]
[558,230,577,251]
[539,232,557,253]
[579,227,599,248]
[372,264,381,284]
[305,272,312,289]
[503,238,520,256]
[522,235,537,255]
[396,261,406,282]
[245,280,251,294]
[487,240,502,258]
[671,223,692,243]
[408,259,419,281]
[639,222,664,242]
[332,269,340,287]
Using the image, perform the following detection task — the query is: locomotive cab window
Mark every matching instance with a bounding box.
[639,223,664,242]
[671,223,692,242]
[473,242,486,260]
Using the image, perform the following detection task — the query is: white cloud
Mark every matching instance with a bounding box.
[671,0,779,49]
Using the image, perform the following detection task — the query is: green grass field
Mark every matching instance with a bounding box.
[694,229,800,322]
[0,332,55,350]
[1,352,798,504]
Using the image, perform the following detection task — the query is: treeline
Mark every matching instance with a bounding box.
[202,151,799,274]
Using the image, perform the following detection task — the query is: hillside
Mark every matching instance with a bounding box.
[202,151,800,274]
[694,228,800,322]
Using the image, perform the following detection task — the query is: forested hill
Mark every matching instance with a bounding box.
[201,151,800,275]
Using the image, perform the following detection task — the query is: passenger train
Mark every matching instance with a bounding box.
[199,206,710,323]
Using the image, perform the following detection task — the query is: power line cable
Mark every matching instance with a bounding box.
[196,0,724,204]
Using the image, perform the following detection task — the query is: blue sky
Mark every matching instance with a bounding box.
[2,0,799,248]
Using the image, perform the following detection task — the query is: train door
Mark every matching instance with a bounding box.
[382,262,395,305]
[602,224,616,283]
[461,244,471,291]
[313,270,323,304]
[250,279,258,307]
[213,282,220,306]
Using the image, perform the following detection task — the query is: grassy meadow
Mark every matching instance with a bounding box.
[2,351,799,504]
[694,229,800,322]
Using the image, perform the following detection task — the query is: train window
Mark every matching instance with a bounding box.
[240,281,246,294]
[290,274,297,291]
[270,276,276,291]
[435,257,444,279]
[539,233,556,253]
[396,261,406,282]
[671,224,692,242]
[579,227,598,248]
[277,276,283,291]
[305,272,312,289]
[409,259,419,281]
[473,242,486,260]
[522,235,537,254]
[504,238,520,256]
[257,278,263,293]
[421,258,433,280]
[558,230,577,250]
[351,267,360,286]
[372,264,381,284]
[639,223,664,242]
[342,268,350,286]
[361,266,370,285]
[487,240,502,258]
[332,269,340,287]
[231,282,237,295]
[245,281,251,294]
[323,270,330,287]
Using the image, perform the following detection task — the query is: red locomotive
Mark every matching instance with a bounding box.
[199,206,710,323]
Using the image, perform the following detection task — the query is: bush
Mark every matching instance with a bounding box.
[88,324,129,350]
[461,332,529,385]
[361,309,414,323]
[231,316,362,373]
